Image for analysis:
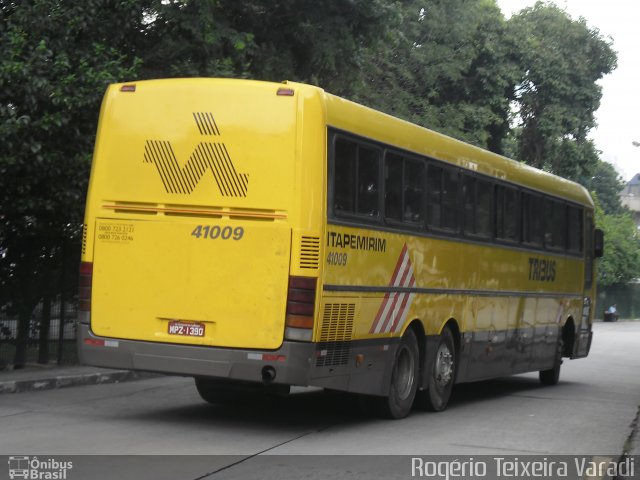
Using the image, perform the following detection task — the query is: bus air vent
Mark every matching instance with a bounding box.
[316,303,355,367]
[300,236,320,270]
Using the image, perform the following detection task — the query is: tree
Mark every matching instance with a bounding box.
[138,0,397,95]
[356,0,520,153]
[138,0,254,79]
[594,196,640,286]
[0,0,146,367]
[589,160,626,215]
[507,2,617,182]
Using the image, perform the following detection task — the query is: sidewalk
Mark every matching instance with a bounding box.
[0,364,160,395]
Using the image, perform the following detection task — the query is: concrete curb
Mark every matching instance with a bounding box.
[0,369,161,395]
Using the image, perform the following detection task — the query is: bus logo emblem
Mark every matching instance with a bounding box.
[143,113,249,197]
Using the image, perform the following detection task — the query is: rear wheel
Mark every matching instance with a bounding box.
[539,335,563,385]
[417,327,456,412]
[367,328,419,419]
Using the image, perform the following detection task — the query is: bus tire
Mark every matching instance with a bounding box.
[374,328,420,419]
[418,326,456,412]
[539,335,563,386]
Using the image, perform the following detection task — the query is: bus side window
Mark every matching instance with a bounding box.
[496,185,520,242]
[404,159,424,224]
[463,176,492,238]
[427,164,457,231]
[427,164,443,228]
[475,179,492,237]
[523,192,543,247]
[567,206,583,253]
[357,145,380,217]
[384,152,403,221]
[462,175,475,235]
[545,200,567,250]
[334,138,357,214]
[442,169,458,231]
[333,138,380,219]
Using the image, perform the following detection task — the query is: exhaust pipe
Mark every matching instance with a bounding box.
[261,365,276,385]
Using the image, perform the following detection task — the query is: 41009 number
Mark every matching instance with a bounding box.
[326,252,348,266]
[191,225,244,240]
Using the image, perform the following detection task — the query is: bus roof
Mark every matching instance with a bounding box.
[287,82,593,208]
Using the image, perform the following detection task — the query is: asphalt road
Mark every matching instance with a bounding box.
[0,321,638,479]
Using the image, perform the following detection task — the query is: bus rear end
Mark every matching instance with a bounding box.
[79,79,317,387]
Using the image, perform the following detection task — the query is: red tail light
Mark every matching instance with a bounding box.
[285,276,317,341]
[79,261,93,323]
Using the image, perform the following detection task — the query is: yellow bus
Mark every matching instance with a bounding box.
[78,78,603,418]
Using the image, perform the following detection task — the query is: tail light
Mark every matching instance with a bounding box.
[78,261,93,324]
[285,276,316,341]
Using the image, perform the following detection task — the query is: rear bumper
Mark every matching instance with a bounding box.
[77,324,314,386]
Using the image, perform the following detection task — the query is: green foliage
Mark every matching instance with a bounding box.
[139,1,254,79]
[0,0,147,366]
[357,0,519,152]
[594,196,640,286]
[139,0,396,93]
[589,160,626,215]
[507,2,617,182]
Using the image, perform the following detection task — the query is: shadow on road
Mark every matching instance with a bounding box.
[118,374,582,432]
[448,374,581,409]
[120,387,368,432]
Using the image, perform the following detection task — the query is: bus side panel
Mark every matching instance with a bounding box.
[319,224,585,391]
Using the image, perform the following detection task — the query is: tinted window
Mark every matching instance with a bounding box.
[567,206,583,253]
[476,179,492,237]
[442,168,458,230]
[357,146,380,216]
[496,185,520,242]
[331,132,585,257]
[427,165,457,230]
[523,193,543,246]
[462,175,492,238]
[384,153,403,221]
[404,159,424,223]
[462,176,475,235]
[427,164,443,228]
[545,199,567,250]
[334,139,357,213]
[333,137,380,218]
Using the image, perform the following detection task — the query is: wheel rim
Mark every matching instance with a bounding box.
[435,343,453,388]
[394,345,415,401]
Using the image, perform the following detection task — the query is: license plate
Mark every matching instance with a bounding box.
[168,321,205,337]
